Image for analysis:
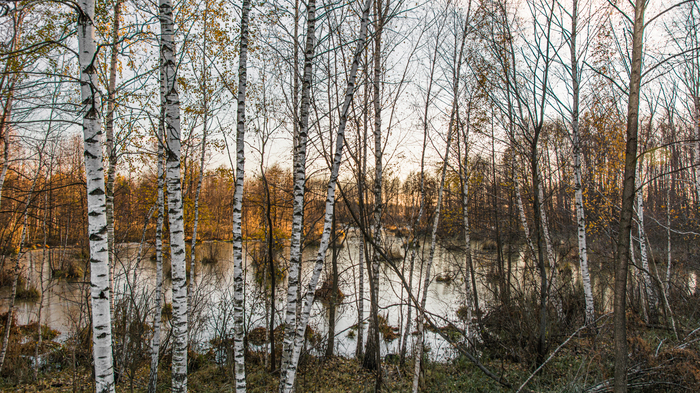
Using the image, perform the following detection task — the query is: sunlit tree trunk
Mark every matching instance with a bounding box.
[231,1,252,391]
[160,0,188,389]
[78,0,115,390]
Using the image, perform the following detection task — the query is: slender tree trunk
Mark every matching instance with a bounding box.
[261,166,276,371]
[77,0,115,390]
[401,13,442,370]
[531,144,548,366]
[569,0,594,326]
[148,135,165,393]
[231,1,252,391]
[105,0,122,325]
[280,2,372,391]
[614,2,646,391]
[665,173,671,298]
[412,115,455,393]
[35,176,50,381]
[538,183,562,318]
[364,0,386,376]
[279,0,317,387]
[693,96,700,206]
[188,0,210,324]
[514,170,537,264]
[160,0,188,389]
[356,56,369,362]
[412,20,464,384]
[325,214,338,358]
[356,235,365,360]
[635,167,657,322]
[459,114,474,341]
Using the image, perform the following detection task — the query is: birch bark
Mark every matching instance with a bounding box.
[148,132,165,393]
[78,0,115,390]
[569,0,594,326]
[412,110,455,393]
[635,167,657,320]
[105,0,122,321]
[279,0,317,387]
[279,1,372,391]
[231,0,252,391]
[159,0,188,389]
[538,183,563,318]
[364,0,386,374]
[188,0,210,322]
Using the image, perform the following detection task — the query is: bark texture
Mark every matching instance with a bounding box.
[231,0,252,391]
[78,0,115,390]
[159,0,188,389]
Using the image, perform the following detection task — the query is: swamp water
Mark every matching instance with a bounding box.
[1,232,601,362]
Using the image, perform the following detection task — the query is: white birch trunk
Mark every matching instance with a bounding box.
[159,0,187,389]
[569,0,594,326]
[538,183,563,318]
[365,0,385,371]
[188,0,210,323]
[148,136,165,393]
[514,171,537,262]
[635,168,657,318]
[356,235,365,359]
[279,2,373,391]
[78,0,115,390]
[279,0,317,387]
[461,137,473,341]
[231,1,252,391]
[412,124,455,393]
[105,0,122,323]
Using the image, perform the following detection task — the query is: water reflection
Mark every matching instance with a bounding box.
[1,234,558,361]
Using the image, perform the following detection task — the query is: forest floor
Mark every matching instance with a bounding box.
[2,313,700,392]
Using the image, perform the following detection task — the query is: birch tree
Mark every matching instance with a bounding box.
[412,5,468,389]
[148,125,166,393]
[231,0,252,391]
[77,0,116,389]
[278,0,318,387]
[104,0,122,320]
[159,0,188,389]
[279,0,373,390]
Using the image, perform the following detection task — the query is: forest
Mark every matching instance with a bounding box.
[0,0,699,391]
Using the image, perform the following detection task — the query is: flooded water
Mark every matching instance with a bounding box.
[4,230,671,361]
